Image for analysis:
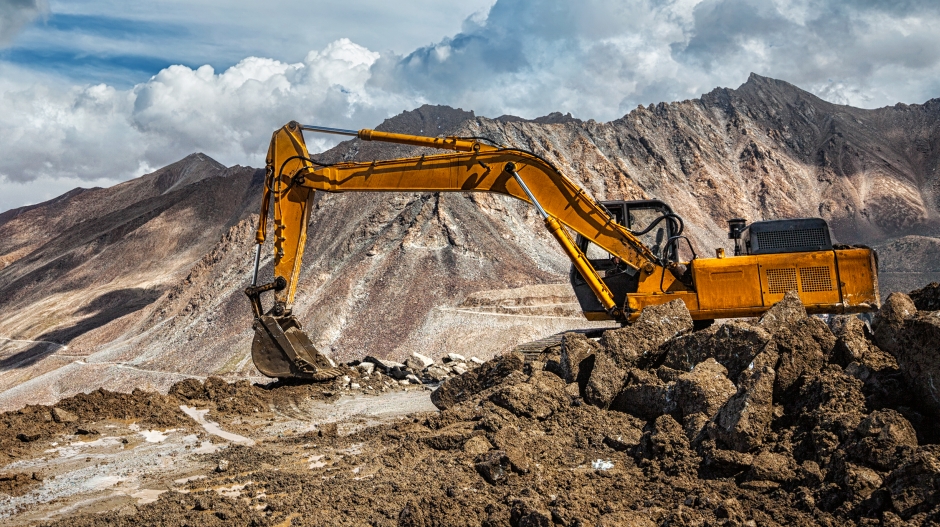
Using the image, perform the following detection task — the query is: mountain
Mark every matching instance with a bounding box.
[0,74,938,409]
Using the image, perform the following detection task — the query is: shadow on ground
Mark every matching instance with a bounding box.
[0,287,162,371]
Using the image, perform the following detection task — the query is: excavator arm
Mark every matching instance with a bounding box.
[246,121,688,379]
[246,121,880,380]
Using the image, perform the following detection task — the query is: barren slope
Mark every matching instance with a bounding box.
[1,74,938,409]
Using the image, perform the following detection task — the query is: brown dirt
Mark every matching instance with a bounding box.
[21,288,940,526]
[909,282,940,311]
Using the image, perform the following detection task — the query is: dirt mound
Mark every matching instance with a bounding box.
[0,387,187,465]
[25,285,940,526]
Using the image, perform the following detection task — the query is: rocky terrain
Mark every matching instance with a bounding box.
[1,286,939,525]
[1,73,939,409]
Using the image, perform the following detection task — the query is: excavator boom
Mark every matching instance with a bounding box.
[246,121,880,380]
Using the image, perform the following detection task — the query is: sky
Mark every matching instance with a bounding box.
[1,0,939,212]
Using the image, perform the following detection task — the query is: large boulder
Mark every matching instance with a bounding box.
[773,317,835,396]
[611,368,676,420]
[583,352,627,409]
[431,353,524,410]
[673,358,736,420]
[709,355,776,452]
[871,292,917,356]
[661,321,776,381]
[790,366,867,464]
[490,371,568,420]
[757,290,807,335]
[600,299,693,366]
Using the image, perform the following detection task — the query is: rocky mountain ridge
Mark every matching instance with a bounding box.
[0,73,937,409]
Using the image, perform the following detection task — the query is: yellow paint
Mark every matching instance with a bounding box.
[256,122,880,324]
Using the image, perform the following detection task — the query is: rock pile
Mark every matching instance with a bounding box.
[419,291,940,524]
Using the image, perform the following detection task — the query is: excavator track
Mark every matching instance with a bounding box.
[512,327,613,362]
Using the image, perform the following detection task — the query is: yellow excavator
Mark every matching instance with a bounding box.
[245,121,880,380]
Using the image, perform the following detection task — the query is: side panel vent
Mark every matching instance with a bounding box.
[799,266,833,292]
[767,268,798,294]
[754,228,828,251]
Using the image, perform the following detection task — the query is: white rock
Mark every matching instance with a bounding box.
[398,379,410,386]
[405,374,422,385]
[410,352,434,369]
[452,363,469,375]
[357,362,375,376]
[446,353,467,363]
[341,376,351,386]
[469,356,485,365]
[350,383,361,390]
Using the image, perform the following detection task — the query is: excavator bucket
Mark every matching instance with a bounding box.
[250,315,343,381]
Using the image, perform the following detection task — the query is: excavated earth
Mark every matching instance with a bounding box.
[1,286,939,526]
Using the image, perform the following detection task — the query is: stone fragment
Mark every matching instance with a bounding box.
[404,352,434,372]
[757,290,807,335]
[674,358,736,419]
[364,356,406,372]
[610,368,675,420]
[871,293,917,356]
[600,299,693,366]
[830,315,892,367]
[559,333,599,386]
[584,352,627,409]
[843,463,883,499]
[661,321,776,381]
[452,363,469,375]
[356,362,375,376]
[445,353,467,363]
[423,365,449,382]
[405,374,422,385]
[51,407,79,424]
[773,317,835,395]
[469,356,484,365]
[430,353,524,410]
[711,361,775,452]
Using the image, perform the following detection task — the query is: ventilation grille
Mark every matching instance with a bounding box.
[799,266,833,292]
[755,228,828,251]
[766,266,835,294]
[767,268,798,294]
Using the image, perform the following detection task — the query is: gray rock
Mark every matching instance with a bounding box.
[600,299,693,366]
[611,368,675,420]
[757,290,807,335]
[674,358,736,419]
[710,359,775,452]
[404,352,434,372]
[583,352,627,409]
[872,292,917,356]
[661,321,777,381]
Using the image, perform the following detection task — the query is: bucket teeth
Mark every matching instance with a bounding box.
[251,315,340,381]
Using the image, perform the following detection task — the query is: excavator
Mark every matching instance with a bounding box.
[245,121,880,380]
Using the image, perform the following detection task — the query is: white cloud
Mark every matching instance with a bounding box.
[2,0,940,212]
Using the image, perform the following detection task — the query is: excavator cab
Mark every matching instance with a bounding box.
[571,200,682,319]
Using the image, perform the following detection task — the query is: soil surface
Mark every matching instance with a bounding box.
[2,288,940,526]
